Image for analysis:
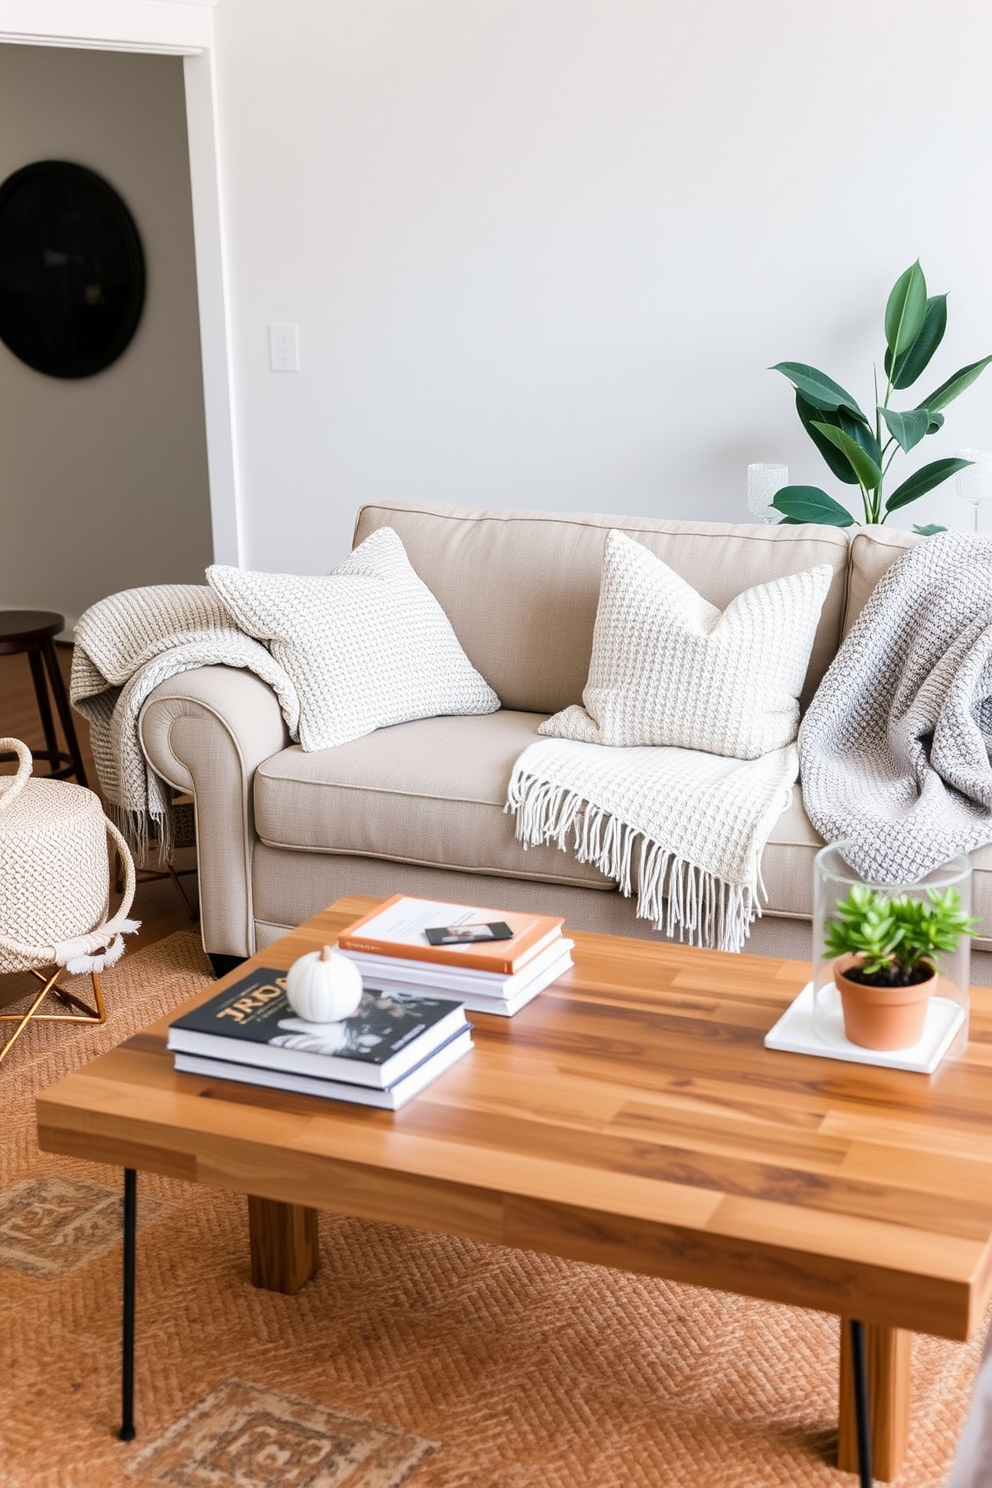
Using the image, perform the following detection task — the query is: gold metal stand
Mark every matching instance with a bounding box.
[0,965,105,1065]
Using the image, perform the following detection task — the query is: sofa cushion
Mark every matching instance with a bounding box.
[247,700,992,944]
[207,527,499,752]
[842,526,922,639]
[253,719,884,923]
[540,530,833,758]
[757,788,824,918]
[352,500,851,715]
[253,710,614,889]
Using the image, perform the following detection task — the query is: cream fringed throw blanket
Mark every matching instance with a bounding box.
[506,530,831,952]
[71,586,300,863]
[799,531,992,883]
[507,739,799,953]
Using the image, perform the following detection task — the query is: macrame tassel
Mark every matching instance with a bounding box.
[55,914,142,974]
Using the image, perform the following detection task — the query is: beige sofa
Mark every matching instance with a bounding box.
[138,499,991,969]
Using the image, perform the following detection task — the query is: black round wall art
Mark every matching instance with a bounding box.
[0,160,145,379]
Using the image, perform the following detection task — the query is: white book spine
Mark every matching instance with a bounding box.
[349,951,573,1016]
[339,939,574,995]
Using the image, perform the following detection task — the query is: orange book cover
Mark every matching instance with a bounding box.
[337,894,564,975]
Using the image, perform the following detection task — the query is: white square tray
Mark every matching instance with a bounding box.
[764,982,966,1074]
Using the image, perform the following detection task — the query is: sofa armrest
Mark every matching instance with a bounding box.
[139,665,291,958]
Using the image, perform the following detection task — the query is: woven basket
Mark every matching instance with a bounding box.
[0,738,139,975]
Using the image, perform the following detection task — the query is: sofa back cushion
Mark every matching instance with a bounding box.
[842,526,923,638]
[353,500,850,715]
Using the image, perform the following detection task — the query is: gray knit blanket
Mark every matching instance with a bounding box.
[71,585,300,863]
[799,531,992,882]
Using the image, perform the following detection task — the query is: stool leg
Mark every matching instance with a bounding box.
[28,646,61,774]
[41,638,88,787]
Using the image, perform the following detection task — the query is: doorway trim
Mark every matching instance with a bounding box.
[0,0,241,564]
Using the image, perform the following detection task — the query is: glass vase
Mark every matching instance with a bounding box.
[812,842,972,1064]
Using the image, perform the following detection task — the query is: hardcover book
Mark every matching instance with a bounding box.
[336,894,563,975]
[339,938,575,994]
[338,940,576,1015]
[173,1025,473,1109]
[167,967,466,1089]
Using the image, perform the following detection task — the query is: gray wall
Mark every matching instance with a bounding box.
[0,44,212,630]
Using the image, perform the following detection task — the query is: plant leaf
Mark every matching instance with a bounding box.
[771,362,867,420]
[885,457,973,512]
[923,410,944,434]
[884,260,928,361]
[921,355,992,414]
[879,407,929,453]
[796,394,862,484]
[884,294,947,389]
[912,523,946,535]
[811,421,883,490]
[771,486,855,526]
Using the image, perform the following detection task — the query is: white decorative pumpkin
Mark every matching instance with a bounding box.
[285,945,363,1023]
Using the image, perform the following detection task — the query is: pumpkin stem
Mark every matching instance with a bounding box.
[319,945,333,962]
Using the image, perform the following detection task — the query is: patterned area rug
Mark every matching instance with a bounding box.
[0,931,985,1487]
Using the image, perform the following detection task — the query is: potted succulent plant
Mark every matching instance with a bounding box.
[824,883,977,1050]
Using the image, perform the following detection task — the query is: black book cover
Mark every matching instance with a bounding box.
[167,967,466,1088]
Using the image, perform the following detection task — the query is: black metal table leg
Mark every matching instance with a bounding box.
[849,1318,873,1487]
[119,1168,137,1442]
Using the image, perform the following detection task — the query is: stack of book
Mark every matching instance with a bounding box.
[167,967,472,1109]
[335,894,573,1016]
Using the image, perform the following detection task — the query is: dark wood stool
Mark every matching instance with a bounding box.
[0,610,88,786]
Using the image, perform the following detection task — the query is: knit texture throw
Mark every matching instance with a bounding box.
[71,585,300,863]
[799,530,992,883]
[507,738,798,952]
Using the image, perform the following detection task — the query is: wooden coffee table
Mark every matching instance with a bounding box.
[36,896,992,1482]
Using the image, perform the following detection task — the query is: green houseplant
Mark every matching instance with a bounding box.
[823,883,977,1049]
[770,261,992,531]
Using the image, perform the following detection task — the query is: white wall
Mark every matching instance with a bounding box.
[209,0,992,570]
[0,43,212,627]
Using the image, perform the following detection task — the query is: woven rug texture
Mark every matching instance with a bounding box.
[0,930,985,1488]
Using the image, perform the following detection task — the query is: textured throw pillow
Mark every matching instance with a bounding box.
[207,527,499,751]
[539,529,832,760]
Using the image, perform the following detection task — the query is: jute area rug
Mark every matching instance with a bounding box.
[1,932,985,1488]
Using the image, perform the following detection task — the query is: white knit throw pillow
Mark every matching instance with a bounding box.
[208,527,499,751]
[539,529,832,760]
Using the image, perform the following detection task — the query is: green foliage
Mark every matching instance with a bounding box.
[770,262,991,526]
[824,884,977,985]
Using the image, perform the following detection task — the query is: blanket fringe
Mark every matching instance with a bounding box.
[109,803,172,869]
[507,769,758,954]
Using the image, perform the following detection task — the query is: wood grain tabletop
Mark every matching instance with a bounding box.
[36,896,992,1343]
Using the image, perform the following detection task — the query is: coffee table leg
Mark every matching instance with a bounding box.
[247,1196,319,1294]
[838,1319,912,1482]
[119,1168,137,1442]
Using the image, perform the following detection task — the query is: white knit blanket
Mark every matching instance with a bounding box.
[799,531,992,883]
[71,585,300,863]
[507,738,798,952]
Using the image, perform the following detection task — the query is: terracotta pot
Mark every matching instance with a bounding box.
[832,954,935,1051]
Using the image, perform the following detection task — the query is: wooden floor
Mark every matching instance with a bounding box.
[0,642,196,1010]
